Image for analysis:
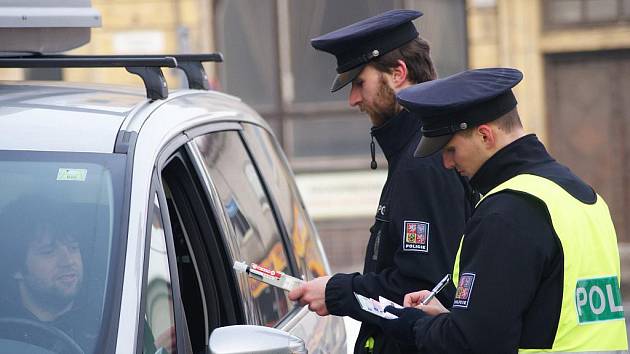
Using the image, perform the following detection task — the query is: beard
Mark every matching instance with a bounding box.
[360,74,400,126]
[23,268,83,311]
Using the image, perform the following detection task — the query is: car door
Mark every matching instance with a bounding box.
[137,121,318,353]
[139,133,245,354]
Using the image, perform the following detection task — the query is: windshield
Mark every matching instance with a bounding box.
[0,150,126,354]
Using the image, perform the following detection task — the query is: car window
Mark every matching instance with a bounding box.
[193,131,295,327]
[0,151,125,354]
[242,124,328,280]
[143,193,176,354]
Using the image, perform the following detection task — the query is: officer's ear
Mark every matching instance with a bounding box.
[476,124,497,149]
[390,60,409,88]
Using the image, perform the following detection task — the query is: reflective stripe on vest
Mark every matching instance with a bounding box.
[452,174,627,352]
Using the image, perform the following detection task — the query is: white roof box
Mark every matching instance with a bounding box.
[0,0,101,54]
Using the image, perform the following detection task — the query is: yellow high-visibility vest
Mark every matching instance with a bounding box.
[453,174,627,352]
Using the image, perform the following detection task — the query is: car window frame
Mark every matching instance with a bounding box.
[134,122,253,353]
[239,123,332,280]
[138,118,305,335]
[135,173,190,354]
[185,121,303,326]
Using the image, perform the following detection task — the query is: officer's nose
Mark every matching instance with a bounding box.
[348,84,362,107]
[442,150,455,170]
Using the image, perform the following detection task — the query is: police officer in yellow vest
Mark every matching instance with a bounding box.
[379,67,628,353]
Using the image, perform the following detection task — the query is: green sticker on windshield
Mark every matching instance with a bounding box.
[57,168,87,182]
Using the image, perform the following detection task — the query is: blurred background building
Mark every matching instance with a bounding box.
[3,0,630,293]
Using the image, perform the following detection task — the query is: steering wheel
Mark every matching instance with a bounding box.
[0,317,84,354]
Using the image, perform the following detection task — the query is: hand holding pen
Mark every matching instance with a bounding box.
[402,274,451,316]
[422,274,451,305]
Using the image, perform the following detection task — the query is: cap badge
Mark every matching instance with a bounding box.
[459,122,468,130]
[371,49,380,58]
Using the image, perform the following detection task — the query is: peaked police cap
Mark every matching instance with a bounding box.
[397,67,524,157]
[311,9,423,92]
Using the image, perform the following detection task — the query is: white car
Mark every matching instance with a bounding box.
[0,7,346,352]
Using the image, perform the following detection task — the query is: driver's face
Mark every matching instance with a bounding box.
[20,231,84,303]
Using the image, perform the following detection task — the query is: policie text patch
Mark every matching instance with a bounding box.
[575,276,624,324]
[402,220,429,252]
[453,273,476,308]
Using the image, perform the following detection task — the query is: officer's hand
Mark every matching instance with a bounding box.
[404,290,449,316]
[288,276,331,316]
[404,290,427,307]
[379,306,426,344]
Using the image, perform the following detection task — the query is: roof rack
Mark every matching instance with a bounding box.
[0,52,224,99]
[167,53,223,90]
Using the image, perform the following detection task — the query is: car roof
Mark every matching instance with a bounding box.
[0,80,268,153]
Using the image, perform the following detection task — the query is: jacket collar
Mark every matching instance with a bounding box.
[371,109,420,160]
[470,134,555,195]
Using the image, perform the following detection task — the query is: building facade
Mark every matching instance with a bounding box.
[467,0,630,293]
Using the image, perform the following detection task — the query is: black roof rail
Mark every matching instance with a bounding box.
[29,53,223,90]
[168,53,223,90]
[0,52,223,90]
[0,55,177,100]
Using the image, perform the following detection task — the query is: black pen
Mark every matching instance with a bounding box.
[421,274,451,305]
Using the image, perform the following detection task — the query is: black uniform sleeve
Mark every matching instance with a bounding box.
[326,157,469,325]
[411,193,559,353]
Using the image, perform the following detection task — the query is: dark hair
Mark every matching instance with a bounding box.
[369,36,437,84]
[460,108,523,136]
[0,196,83,279]
[494,107,523,132]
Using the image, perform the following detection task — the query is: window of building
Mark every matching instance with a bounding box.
[545,0,630,28]
[215,0,467,172]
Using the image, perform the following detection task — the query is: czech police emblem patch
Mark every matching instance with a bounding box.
[453,273,476,308]
[402,220,429,252]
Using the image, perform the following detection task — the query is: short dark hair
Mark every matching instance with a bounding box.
[0,196,83,279]
[369,37,437,84]
[460,108,523,136]
[493,107,523,132]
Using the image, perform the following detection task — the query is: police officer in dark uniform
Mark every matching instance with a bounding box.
[288,10,473,354]
[380,68,627,353]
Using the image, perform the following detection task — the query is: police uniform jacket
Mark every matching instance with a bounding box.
[325,109,472,354]
[411,134,593,353]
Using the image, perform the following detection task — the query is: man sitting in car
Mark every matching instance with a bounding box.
[0,197,95,352]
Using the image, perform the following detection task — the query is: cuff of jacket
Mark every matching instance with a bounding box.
[412,312,444,350]
[325,272,359,316]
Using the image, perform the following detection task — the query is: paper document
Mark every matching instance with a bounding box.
[354,293,403,319]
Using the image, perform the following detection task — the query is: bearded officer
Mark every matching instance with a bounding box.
[288,9,473,354]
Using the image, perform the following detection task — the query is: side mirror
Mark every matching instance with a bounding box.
[208,325,307,354]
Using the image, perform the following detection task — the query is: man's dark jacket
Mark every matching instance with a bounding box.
[325,110,473,354]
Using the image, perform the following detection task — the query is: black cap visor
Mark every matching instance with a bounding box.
[414,134,453,158]
[331,64,365,92]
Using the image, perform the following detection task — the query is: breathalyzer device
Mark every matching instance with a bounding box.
[233,261,304,292]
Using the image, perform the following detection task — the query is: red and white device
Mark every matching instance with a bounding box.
[233,261,304,292]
